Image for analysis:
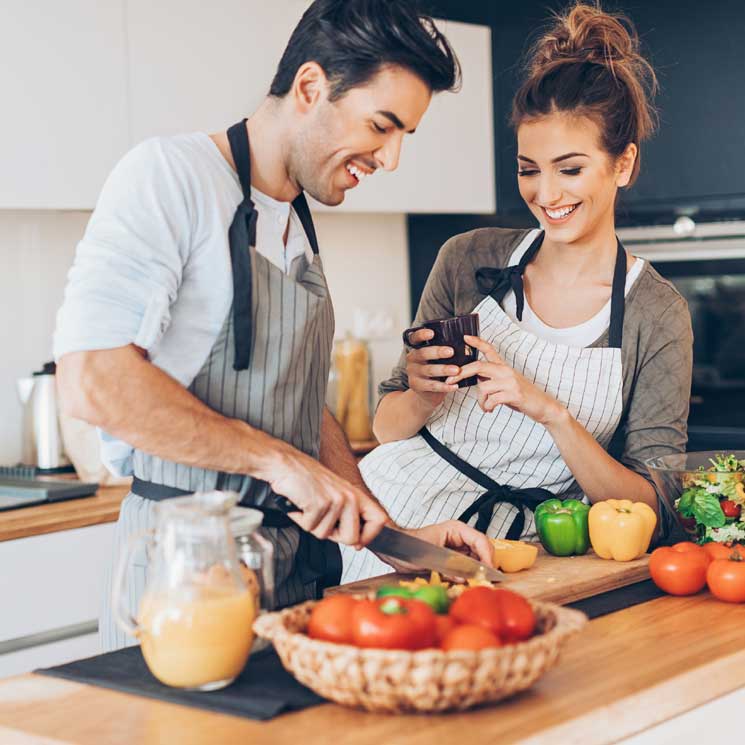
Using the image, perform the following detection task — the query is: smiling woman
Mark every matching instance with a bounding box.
[342,1,694,584]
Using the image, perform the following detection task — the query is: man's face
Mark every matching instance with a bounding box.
[289,65,432,205]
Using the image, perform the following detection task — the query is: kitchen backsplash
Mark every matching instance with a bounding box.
[0,210,410,464]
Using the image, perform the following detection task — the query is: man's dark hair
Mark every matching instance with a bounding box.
[269,0,460,101]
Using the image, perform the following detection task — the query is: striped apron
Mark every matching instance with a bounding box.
[101,120,338,651]
[343,230,627,583]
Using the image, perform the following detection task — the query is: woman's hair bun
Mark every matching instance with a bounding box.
[529,2,640,77]
[512,1,658,186]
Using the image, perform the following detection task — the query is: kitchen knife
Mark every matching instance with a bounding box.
[368,525,503,583]
[267,494,502,582]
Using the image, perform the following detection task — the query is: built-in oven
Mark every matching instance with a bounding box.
[618,219,745,451]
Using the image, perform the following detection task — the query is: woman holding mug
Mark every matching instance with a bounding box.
[342,2,693,582]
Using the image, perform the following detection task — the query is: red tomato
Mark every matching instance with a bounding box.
[441,624,501,651]
[307,595,358,644]
[449,587,502,633]
[449,586,535,643]
[671,541,710,556]
[434,614,457,644]
[649,544,710,596]
[703,543,743,561]
[351,597,437,650]
[707,557,745,603]
[491,588,535,643]
[720,500,742,519]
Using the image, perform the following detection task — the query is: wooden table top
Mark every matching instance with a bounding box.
[1,592,743,745]
[0,483,130,542]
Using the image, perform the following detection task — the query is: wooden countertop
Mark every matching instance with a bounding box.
[0,483,130,542]
[1,592,744,745]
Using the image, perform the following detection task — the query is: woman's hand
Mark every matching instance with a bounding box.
[374,519,495,575]
[446,335,566,425]
[404,328,460,409]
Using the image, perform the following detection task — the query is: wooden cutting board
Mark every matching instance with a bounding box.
[328,545,650,605]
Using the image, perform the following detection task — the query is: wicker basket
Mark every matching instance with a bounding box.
[253,598,587,714]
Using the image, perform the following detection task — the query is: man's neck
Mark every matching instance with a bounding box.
[211,98,301,203]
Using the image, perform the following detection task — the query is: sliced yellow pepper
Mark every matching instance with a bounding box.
[489,538,539,572]
[588,499,657,561]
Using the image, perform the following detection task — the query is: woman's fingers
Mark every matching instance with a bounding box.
[409,345,455,363]
[464,335,503,364]
[446,360,509,385]
[410,362,460,379]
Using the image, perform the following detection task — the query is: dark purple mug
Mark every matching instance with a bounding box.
[402,313,480,388]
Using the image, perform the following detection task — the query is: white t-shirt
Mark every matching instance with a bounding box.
[53,132,313,474]
[502,229,645,347]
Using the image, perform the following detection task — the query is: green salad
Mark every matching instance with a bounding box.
[675,454,745,544]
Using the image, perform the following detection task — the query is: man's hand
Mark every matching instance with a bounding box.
[374,519,495,574]
[269,449,388,547]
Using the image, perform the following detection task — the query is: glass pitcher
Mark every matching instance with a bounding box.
[112,491,271,691]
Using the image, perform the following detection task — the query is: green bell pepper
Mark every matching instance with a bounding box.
[375,586,413,600]
[411,585,450,614]
[535,498,591,556]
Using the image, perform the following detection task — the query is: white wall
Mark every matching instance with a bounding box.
[0,210,410,464]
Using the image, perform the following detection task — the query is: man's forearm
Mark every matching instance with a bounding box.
[319,408,370,491]
[58,345,292,481]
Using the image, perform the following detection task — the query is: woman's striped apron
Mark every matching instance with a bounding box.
[343,230,627,583]
[100,120,337,651]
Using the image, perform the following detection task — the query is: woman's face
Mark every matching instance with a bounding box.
[516,112,635,244]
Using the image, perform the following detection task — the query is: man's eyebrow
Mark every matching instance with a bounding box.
[376,110,416,134]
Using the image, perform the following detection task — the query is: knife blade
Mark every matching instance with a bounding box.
[368,525,503,582]
[266,495,502,582]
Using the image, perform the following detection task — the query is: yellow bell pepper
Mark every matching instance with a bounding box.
[588,499,657,561]
[489,538,538,572]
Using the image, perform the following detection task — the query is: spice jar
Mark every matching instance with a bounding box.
[231,507,275,612]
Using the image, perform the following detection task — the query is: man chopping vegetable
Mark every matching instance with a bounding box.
[54,0,494,651]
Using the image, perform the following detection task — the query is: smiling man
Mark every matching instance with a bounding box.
[53,0,495,651]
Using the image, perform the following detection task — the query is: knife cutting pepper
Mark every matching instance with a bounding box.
[534,498,591,556]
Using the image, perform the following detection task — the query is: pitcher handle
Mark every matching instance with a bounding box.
[111,529,154,638]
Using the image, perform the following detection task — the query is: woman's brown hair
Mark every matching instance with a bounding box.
[511,1,658,186]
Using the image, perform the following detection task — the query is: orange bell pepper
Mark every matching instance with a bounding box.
[588,499,657,561]
[489,538,538,572]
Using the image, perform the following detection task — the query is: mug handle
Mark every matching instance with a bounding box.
[111,529,154,639]
[402,326,430,349]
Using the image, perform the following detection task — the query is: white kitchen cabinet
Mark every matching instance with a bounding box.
[0,2,129,209]
[125,0,309,142]
[310,20,496,214]
[0,523,114,678]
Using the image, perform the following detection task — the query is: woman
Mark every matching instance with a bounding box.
[342,2,693,582]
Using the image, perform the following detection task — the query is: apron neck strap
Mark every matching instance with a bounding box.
[227,119,319,256]
[227,119,254,199]
[608,238,626,349]
[291,192,320,255]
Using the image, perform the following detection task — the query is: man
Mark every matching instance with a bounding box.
[55,0,494,651]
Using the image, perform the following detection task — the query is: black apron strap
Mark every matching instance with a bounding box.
[291,192,320,255]
[227,119,258,372]
[608,238,626,349]
[475,231,545,321]
[419,428,554,540]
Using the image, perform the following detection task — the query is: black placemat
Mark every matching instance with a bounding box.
[567,579,664,619]
[36,644,324,721]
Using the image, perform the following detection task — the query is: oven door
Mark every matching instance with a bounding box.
[649,257,745,451]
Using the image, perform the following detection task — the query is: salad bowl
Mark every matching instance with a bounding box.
[646,452,745,544]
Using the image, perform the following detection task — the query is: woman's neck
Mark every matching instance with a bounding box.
[536,218,620,285]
